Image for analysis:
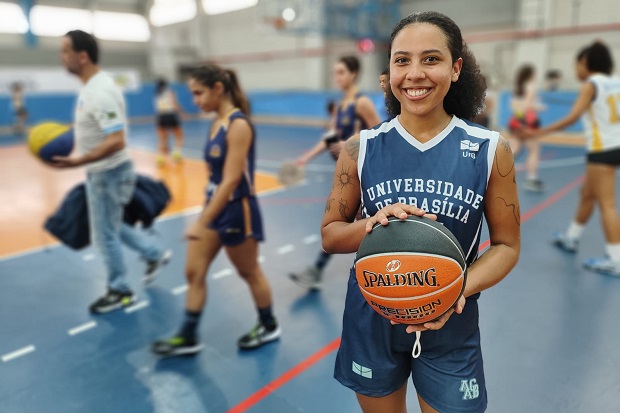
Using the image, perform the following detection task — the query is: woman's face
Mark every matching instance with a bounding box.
[389,23,462,118]
[334,62,357,90]
[575,57,589,81]
[188,77,220,112]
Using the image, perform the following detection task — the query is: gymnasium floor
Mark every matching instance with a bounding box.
[1,119,620,413]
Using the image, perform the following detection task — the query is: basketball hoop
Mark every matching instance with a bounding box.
[265,16,286,30]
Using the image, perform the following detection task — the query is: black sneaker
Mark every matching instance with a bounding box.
[237,320,281,350]
[151,336,204,357]
[143,249,173,285]
[89,289,135,314]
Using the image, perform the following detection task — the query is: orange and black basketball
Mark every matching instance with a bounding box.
[354,215,467,324]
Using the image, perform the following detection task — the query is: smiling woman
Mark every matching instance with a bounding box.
[320,11,520,413]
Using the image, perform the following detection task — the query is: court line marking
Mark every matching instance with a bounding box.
[226,174,585,413]
[303,234,320,244]
[276,244,295,254]
[68,321,97,336]
[227,338,342,413]
[2,345,36,363]
[124,300,149,314]
[213,268,234,279]
[172,284,188,295]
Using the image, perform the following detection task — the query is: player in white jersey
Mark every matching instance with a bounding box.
[530,41,620,276]
[321,12,520,413]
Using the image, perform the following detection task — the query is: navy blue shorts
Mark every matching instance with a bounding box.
[335,269,487,413]
[208,196,264,246]
[587,148,620,166]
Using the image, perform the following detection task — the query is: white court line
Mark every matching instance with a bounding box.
[124,300,149,314]
[303,234,320,244]
[68,321,97,336]
[537,156,583,169]
[82,253,96,261]
[172,284,188,295]
[213,268,233,279]
[277,244,295,254]
[2,345,36,362]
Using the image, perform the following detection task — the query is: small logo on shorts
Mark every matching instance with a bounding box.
[459,379,479,400]
[352,361,372,379]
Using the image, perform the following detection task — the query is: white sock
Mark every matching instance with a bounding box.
[606,244,620,262]
[566,221,585,240]
[527,173,537,181]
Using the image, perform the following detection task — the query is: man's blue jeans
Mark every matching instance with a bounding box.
[86,161,161,292]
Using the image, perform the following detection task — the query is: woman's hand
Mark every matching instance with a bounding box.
[365,202,436,233]
[391,295,466,333]
[328,141,344,158]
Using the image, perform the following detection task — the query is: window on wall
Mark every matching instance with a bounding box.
[150,0,197,27]
[30,5,150,42]
[0,2,28,34]
[94,11,150,41]
[202,0,258,15]
[30,6,93,36]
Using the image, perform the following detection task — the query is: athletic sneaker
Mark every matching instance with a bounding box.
[288,266,322,290]
[582,257,620,277]
[551,232,578,253]
[524,179,545,193]
[172,150,183,163]
[151,336,204,357]
[156,155,165,167]
[143,249,173,285]
[89,289,135,314]
[237,321,281,350]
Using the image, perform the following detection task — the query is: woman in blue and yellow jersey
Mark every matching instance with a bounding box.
[152,65,280,356]
[321,12,520,412]
[290,55,381,289]
[532,41,620,276]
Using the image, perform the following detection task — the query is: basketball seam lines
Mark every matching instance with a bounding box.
[369,219,466,264]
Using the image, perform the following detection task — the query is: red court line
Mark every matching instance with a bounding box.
[227,338,341,413]
[228,175,585,412]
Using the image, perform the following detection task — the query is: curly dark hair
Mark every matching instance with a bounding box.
[384,12,486,121]
[578,41,614,75]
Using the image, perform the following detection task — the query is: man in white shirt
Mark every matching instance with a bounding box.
[52,30,171,313]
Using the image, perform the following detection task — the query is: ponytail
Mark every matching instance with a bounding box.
[225,69,251,116]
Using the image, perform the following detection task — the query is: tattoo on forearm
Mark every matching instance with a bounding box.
[498,197,521,225]
[337,166,353,191]
[325,197,335,212]
[345,138,360,160]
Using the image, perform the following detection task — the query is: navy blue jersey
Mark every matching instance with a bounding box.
[204,110,256,200]
[336,93,368,141]
[358,116,499,266]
